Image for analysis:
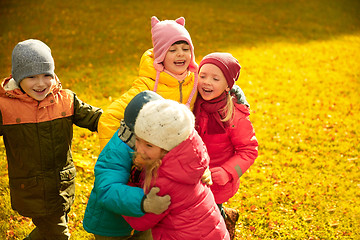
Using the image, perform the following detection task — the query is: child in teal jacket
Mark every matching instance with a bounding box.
[83,91,170,239]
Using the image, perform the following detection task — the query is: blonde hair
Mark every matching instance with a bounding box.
[220,93,235,122]
[134,150,168,193]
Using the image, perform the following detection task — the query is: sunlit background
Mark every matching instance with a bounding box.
[1,0,359,239]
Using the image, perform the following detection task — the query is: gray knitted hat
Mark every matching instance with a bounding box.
[11,39,55,85]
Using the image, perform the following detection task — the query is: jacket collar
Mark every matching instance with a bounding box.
[138,48,194,87]
[1,75,62,104]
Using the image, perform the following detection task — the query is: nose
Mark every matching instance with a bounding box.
[177,49,184,56]
[202,77,210,85]
[37,75,47,86]
[135,140,143,154]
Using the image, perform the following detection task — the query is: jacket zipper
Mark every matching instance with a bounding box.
[179,80,185,103]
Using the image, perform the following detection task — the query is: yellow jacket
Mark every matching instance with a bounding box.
[98,48,198,149]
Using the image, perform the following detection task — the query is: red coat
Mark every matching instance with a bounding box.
[195,102,258,203]
[124,130,229,240]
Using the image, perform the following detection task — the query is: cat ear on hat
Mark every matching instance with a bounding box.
[151,16,185,28]
[151,16,160,28]
[175,17,185,26]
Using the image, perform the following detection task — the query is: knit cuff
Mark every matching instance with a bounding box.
[118,120,135,149]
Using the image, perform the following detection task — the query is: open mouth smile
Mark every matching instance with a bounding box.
[202,87,213,93]
[174,60,185,66]
[33,88,46,94]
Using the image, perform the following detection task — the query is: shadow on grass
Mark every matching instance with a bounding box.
[0,0,359,77]
[190,0,360,49]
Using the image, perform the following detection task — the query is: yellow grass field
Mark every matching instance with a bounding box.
[0,0,359,239]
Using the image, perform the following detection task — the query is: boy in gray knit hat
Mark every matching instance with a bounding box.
[12,39,55,86]
[0,39,103,239]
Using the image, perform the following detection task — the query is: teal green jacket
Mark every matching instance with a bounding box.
[83,129,145,237]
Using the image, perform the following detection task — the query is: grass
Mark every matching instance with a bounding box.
[1,0,359,239]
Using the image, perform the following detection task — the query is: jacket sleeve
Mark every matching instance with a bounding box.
[223,112,258,180]
[72,92,103,132]
[123,210,168,231]
[122,180,172,231]
[98,79,151,150]
[94,131,145,217]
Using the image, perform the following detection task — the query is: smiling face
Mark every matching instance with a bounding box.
[20,74,56,101]
[135,136,167,163]
[163,42,191,75]
[198,63,230,101]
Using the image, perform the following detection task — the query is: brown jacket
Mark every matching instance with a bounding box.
[0,77,102,217]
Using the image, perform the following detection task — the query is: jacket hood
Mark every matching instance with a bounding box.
[233,98,251,116]
[1,75,62,102]
[157,130,209,185]
[138,48,195,88]
[1,77,25,100]
[138,48,198,107]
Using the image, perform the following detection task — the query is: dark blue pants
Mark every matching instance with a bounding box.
[217,203,226,219]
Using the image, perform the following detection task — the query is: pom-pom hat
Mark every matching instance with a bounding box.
[134,99,195,151]
[11,39,55,85]
[199,52,241,89]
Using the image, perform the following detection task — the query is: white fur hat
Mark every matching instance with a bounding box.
[134,99,195,151]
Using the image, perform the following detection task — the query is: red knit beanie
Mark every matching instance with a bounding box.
[199,52,241,89]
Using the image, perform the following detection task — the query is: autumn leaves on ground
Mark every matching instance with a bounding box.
[0,0,359,239]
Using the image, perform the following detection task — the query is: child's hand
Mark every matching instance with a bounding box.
[143,187,171,214]
[210,167,231,186]
[201,167,213,186]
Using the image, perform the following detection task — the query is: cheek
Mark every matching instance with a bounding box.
[219,81,229,91]
[186,53,192,60]
[148,148,163,160]
[149,150,160,159]
[163,57,172,67]
[20,80,31,89]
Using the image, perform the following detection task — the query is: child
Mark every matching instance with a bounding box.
[98,16,199,150]
[0,39,103,239]
[194,52,259,239]
[98,16,247,150]
[123,98,230,240]
[83,91,171,239]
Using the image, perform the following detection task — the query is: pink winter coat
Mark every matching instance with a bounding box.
[123,130,229,240]
[195,102,258,204]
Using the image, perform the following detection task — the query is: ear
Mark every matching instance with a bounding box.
[151,16,160,28]
[225,86,231,92]
[175,17,185,26]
